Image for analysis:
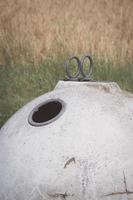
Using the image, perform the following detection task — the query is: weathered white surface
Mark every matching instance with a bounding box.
[0,81,133,200]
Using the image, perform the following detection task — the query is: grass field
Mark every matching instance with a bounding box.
[0,0,133,127]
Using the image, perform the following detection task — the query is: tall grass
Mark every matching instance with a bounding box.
[0,0,133,64]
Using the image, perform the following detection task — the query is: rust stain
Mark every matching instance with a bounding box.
[48,192,68,199]
[104,191,133,197]
[48,192,74,199]
[64,157,76,168]
[104,171,133,197]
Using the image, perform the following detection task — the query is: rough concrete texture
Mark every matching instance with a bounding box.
[0,81,133,200]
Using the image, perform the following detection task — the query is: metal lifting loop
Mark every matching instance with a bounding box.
[65,56,81,79]
[64,54,93,81]
[80,55,93,80]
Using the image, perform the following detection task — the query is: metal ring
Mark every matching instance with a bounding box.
[80,55,93,79]
[65,56,81,79]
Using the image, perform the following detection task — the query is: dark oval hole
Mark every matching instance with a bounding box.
[28,99,65,126]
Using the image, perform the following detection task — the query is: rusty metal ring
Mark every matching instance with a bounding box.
[80,55,93,79]
[65,56,81,79]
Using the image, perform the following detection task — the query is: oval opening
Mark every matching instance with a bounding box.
[28,99,65,126]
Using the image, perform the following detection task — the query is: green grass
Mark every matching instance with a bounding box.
[0,56,133,127]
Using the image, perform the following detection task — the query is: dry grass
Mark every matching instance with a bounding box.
[0,0,133,65]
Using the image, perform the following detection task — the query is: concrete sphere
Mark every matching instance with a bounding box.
[0,81,133,200]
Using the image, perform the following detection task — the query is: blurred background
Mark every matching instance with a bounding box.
[0,0,133,126]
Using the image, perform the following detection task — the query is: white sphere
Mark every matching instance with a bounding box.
[0,81,133,200]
